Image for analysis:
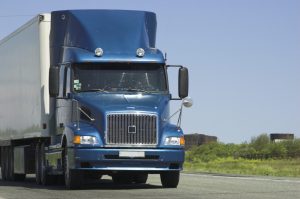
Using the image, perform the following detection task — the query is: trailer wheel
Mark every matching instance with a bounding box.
[1,146,26,182]
[4,147,9,180]
[8,146,15,181]
[63,146,82,189]
[133,173,148,184]
[160,171,180,188]
[0,147,3,180]
[0,147,7,180]
[6,146,12,180]
[35,143,41,184]
[14,174,26,181]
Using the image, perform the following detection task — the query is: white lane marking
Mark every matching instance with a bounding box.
[182,173,300,183]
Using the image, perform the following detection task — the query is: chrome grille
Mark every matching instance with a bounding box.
[106,113,157,145]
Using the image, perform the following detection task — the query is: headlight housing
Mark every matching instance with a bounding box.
[164,136,185,146]
[73,135,99,145]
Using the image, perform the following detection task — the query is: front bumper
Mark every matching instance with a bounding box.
[69,147,185,172]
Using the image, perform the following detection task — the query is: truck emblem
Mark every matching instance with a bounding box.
[128,125,136,134]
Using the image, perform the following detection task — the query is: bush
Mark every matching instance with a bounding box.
[185,134,300,162]
[250,134,270,152]
[282,139,300,158]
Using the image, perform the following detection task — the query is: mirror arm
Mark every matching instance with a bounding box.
[170,98,182,101]
[176,103,183,127]
[165,107,181,121]
[165,100,185,128]
[55,96,69,100]
[166,65,183,69]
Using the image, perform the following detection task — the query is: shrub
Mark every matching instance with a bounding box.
[186,134,300,161]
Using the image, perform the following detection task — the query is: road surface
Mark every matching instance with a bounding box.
[0,173,299,199]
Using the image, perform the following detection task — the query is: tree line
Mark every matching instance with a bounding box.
[186,134,300,162]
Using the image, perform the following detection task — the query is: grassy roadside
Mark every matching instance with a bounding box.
[184,157,300,177]
[183,135,300,177]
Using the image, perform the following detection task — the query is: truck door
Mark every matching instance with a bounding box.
[56,65,72,135]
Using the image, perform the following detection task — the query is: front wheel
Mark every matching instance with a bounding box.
[133,173,148,184]
[112,173,133,184]
[63,147,82,189]
[160,171,180,188]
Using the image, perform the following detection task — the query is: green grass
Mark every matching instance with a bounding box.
[184,157,300,177]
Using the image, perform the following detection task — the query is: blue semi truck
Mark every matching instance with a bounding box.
[0,10,191,189]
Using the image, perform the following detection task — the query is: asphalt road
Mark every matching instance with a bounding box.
[0,173,299,199]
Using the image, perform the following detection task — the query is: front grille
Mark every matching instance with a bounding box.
[106,113,157,146]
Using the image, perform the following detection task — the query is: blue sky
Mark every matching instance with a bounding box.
[0,0,299,143]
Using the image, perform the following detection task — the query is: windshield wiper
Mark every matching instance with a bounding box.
[124,88,152,93]
[79,88,108,93]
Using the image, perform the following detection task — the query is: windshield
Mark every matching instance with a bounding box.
[72,64,168,93]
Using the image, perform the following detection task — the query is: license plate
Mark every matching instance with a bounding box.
[119,151,145,158]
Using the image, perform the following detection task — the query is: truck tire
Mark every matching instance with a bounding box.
[35,143,42,184]
[4,147,9,180]
[134,173,148,184]
[160,171,180,188]
[63,146,82,189]
[85,172,102,180]
[112,173,133,184]
[14,174,26,181]
[3,146,26,182]
[1,147,6,180]
[6,146,12,180]
[8,146,26,182]
[40,142,54,185]
[8,146,15,181]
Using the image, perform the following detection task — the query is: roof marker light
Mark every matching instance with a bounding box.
[95,48,104,57]
[136,48,145,57]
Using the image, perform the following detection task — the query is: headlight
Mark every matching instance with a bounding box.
[164,136,185,146]
[73,135,99,145]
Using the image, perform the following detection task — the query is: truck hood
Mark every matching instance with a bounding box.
[74,92,170,114]
[73,92,171,146]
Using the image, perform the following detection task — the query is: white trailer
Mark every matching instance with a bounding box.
[0,14,53,181]
[0,14,52,141]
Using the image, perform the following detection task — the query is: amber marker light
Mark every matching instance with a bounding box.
[180,136,185,146]
[73,135,81,144]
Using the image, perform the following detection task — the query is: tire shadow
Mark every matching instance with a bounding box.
[0,176,163,191]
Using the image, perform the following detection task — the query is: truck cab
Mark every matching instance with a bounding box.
[0,10,190,189]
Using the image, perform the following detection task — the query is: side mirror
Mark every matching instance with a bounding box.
[49,67,59,97]
[179,67,189,99]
